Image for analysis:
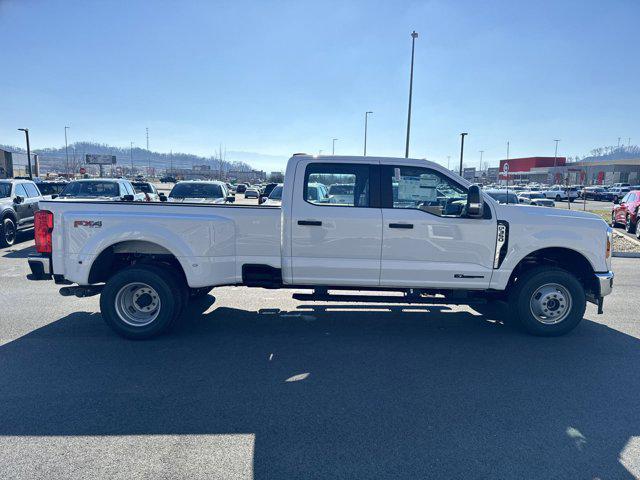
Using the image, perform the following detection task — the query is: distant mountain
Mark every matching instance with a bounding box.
[0,142,256,175]
[571,145,640,163]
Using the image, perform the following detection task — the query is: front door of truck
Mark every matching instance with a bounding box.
[379,162,496,289]
[290,160,382,286]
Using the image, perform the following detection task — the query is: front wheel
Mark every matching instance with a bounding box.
[510,267,586,336]
[100,265,186,339]
[555,194,562,201]
[0,217,16,248]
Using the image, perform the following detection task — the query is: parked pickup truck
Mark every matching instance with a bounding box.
[27,155,614,339]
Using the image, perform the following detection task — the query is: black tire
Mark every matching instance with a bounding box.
[189,286,213,298]
[626,213,637,234]
[0,216,17,248]
[555,194,562,202]
[100,264,186,339]
[510,267,586,336]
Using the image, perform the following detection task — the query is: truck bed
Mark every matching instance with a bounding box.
[41,200,282,287]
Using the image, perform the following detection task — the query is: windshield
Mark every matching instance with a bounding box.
[132,183,153,194]
[269,185,283,200]
[0,183,10,198]
[169,183,223,199]
[60,181,120,197]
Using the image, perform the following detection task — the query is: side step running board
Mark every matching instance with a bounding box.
[292,292,486,305]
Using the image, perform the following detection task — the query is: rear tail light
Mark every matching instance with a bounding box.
[34,210,54,254]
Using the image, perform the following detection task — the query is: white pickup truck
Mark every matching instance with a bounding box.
[28,155,614,339]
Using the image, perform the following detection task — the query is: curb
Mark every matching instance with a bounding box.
[612,251,640,258]
[612,229,640,247]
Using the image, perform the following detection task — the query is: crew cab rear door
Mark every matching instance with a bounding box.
[379,161,496,289]
[289,159,382,286]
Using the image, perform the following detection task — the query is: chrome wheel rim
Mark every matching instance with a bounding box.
[114,282,161,327]
[529,283,572,325]
[3,220,15,245]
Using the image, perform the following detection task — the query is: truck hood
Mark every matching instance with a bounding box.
[496,203,606,224]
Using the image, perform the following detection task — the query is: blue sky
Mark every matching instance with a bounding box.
[1,0,638,171]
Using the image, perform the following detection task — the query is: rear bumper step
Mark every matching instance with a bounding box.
[27,254,51,280]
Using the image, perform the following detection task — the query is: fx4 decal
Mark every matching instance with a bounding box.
[74,220,102,228]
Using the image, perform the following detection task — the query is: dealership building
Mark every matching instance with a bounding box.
[497,156,640,185]
[0,148,39,178]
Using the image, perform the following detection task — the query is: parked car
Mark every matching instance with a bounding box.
[581,186,608,201]
[485,189,519,205]
[607,187,631,204]
[542,186,579,202]
[235,184,248,194]
[244,187,260,199]
[611,190,640,233]
[165,180,233,204]
[35,180,68,199]
[260,183,278,202]
[261,183,283,206]
[517,192,555,207]
[56,179,144,201]
[159,176,176,183]
[132,181,160,202]
[0,179,43,247]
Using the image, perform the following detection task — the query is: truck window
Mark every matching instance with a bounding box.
[14,183,28,198]
[24,183,41,198]
[382,166,468,217]
[304,163,370,207]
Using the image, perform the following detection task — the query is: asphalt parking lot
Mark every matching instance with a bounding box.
[1,232,639,479]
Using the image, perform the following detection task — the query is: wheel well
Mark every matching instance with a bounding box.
[507,247,597,294]
[88,240,187,285]
[1,208,17,222]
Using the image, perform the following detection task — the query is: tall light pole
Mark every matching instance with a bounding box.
[447,155,451,170]
[332,138,338,155]
[64,126,70,177]
[364,111,373,156]
[146,127,150,175]
[553,139,560,184]
[479,150,484,171]
[618,137,621,148]
[458,132,468,176]
[17,128,33,179]
[405,30,419,158]
[130,142,134,175]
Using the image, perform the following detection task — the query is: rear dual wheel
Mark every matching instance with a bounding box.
[100,265,187,339]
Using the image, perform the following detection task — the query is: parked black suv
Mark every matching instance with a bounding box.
[0,179,44,247]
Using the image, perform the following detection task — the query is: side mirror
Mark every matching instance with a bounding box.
[466,185,484,218]
[51,194,59,199]
[226,195,236,203]
[122,194,134,202]
[259,196,267,204]
[14,195,23,204]
[159,194,168,202]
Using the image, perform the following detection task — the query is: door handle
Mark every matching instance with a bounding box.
[389,223,413,229]
[298,220,322,226]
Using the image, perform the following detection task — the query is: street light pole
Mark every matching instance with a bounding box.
[405,30,419,158]
[364,111,373,156]
[17,128,33,180]
[332,138,338,155]
[458,132,468,176]
[479,150,484,172]
[130,142,134,175]
[447,155,451,170]
[553,139,560,184]
[64,126,70,177]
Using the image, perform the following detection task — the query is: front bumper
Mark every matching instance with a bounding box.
[595,271,614,297]
[28,253,52,280]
